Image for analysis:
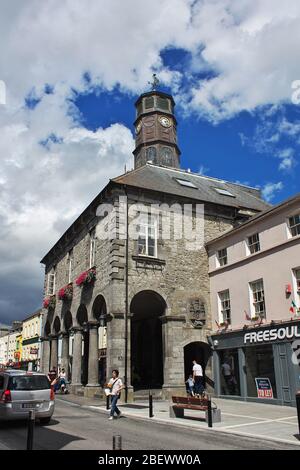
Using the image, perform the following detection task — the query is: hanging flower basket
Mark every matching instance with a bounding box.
[43,295,56,309]
[76,267,96,287]
[58,283,73,301]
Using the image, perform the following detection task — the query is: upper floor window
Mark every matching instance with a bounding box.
[218,290,231,324]
[47,271,56,296]
[247,233,260,254]
[89,230,97,268]
[217,248,228,266]
[137,214,157,257]
[289,214,300,237]
[67,249,73,283]
[250,279,266,319]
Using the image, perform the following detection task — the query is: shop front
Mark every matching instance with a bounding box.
[210,320,300,406]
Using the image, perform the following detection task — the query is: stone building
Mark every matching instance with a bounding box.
[40,89,269,399]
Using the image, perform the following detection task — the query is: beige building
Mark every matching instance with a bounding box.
[207,193,300,406]
[22,310,43,368]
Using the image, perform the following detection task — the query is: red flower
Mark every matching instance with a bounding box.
[76,268,96,286]
[43,298,50,308]
[76,271,88,286]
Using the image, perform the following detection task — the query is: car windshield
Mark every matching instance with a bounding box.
[8,375,50,391]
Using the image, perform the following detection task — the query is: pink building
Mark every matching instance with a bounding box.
[207,194,300,406]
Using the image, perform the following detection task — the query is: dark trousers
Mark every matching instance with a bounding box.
[110,394,121,417]
[194,376,204,395]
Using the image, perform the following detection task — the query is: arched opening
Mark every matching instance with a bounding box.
[76,304,88,386]
[64,311,73,332]
[184,341,212,389]
[92,295,107,386]
[44,321,51,337]
[130,290,166,390]
[53,316,61,334]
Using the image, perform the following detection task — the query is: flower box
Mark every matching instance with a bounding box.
[76,267,96,287]
[58,283,73,301]
[43,295,56,310]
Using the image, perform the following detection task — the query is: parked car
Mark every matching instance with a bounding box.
[0,369,55,424]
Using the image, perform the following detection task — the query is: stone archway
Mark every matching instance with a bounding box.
[91,295,107,386]
[53,316,61,334]
[183,341,212,388]
[130,290,166,390]
[76,304,88,386]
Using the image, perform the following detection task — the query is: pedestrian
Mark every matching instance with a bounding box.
[185,374,195,396]
[47,367,57,384]
[192,360,204,397]
[107,369,124,420]
[221,359,236,395]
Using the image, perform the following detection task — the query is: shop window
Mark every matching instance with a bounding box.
[244,345,277,398]
[250,279,266,319]
[218,349,241,396]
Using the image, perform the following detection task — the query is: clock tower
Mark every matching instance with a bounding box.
[133,90,181,169]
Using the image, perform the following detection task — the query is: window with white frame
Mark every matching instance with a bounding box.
[289,214,300,237]
[250,279,266,318]
[217,248,228,266]
[68,249,73,283]
[294,268,300,306]
[89,230,96,268]
[47,271,56,296]
[137,214,157,257]
[247,233,260,254]
[218,290,231,324]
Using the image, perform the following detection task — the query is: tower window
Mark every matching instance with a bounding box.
[156,96,169,111]
[146,147,157,162]
[144,97,154,109]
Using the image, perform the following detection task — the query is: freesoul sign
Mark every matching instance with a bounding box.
[244,325,300,344]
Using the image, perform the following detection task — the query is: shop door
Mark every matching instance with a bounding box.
[277,343,292,404]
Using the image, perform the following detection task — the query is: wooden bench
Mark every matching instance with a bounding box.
[170,396,221,424]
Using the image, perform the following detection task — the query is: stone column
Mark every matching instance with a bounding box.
[61,332,70,381]
[41,337,50,373]
[71,327,83,387]
[84,321,100,397]
[49,334,58,371]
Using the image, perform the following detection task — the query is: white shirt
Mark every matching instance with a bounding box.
[221,363,231,376]
[193,363,203,377]
[108,377,123,396]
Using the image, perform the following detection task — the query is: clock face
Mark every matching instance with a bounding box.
[135,121,142,134]
[159,116,172,128]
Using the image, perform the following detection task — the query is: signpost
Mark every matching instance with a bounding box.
[255,377,274,399]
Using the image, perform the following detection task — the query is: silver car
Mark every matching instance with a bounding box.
[0,369,55,424]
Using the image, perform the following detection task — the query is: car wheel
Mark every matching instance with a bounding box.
[39,417,51,425]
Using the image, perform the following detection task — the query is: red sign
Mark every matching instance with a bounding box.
[30,348,38,355]
[255,378,274,399]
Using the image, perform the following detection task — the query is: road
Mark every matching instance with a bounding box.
[0,399,297,450]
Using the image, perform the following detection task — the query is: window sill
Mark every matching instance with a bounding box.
[132,255,166,266]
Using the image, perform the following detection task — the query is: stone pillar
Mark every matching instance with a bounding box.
[61,332,70,381]
[41,337,50,373]
[49,334,58,371]
[161,316,186,399]
[84,321,100,397]
[71,327,83,388]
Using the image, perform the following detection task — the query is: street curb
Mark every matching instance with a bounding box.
[56,398,300,449]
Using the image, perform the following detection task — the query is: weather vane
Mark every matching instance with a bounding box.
[148,73,160,91]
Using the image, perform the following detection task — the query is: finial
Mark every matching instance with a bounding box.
[148,73,160,91]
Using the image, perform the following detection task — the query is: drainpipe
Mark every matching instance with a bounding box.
[124,185,129,403]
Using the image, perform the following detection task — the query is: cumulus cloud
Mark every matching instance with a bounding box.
[261,182,283,202]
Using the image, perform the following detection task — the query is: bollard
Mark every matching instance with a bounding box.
[149,390,154,418]
[113,435,122,450]
[106,394,110,410]
[296,391,300,435]
[26,409,35,450]
[207,395,212,428]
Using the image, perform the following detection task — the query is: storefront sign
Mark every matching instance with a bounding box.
[30,348,38,355]
[244,325,300,344]
[255,377,273,399]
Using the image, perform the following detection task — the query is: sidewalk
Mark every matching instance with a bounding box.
[56,394,300,447]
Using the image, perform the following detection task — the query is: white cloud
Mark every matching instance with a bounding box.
[261,182,283,202]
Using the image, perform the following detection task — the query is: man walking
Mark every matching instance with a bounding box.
[192,359,204,397]
[107,369,124,420]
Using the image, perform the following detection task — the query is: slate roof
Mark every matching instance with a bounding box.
[112,163,270,212]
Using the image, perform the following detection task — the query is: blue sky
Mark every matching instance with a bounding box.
[1,0,300,324]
